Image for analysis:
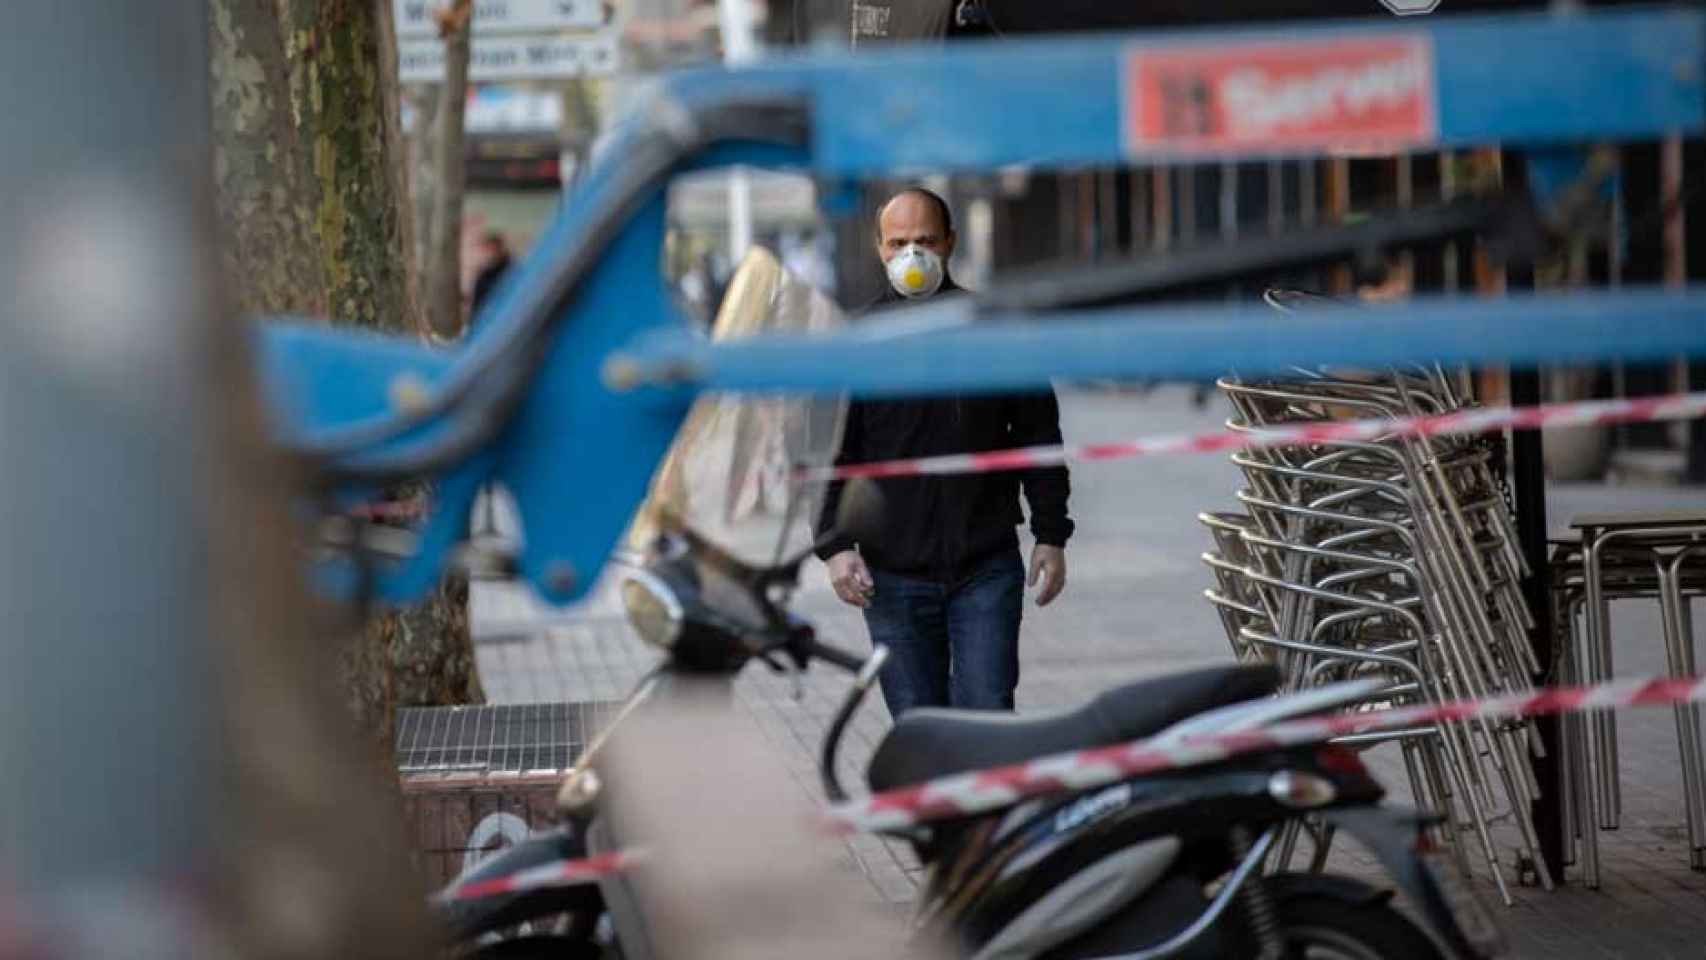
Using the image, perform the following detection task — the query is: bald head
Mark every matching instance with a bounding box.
[875,189,956,264]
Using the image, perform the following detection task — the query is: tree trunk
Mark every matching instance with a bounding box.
[410,85,442,295]
[376,0,428,342]
[207,0,321,321]
[209,0,483,759]
[426,0,474,338]
[278,0,411,334]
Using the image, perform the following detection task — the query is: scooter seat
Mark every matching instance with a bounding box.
[866,664,1278,793]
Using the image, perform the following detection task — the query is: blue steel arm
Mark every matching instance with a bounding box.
[254,6,1706,608]
[255,99,815,605]
[606,286,1706,398]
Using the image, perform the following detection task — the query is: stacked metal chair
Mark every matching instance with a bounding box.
[1549,523,1706,888]
[1197,289,1551,904]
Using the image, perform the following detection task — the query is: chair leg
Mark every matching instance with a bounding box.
[1585,540,1623,831]
[1682,596,1706,872]
[1663,552,1706,871]
[1569,594,1602,888]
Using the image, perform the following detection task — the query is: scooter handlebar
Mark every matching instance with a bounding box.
[797,635,867,674]
[816,645,889,805]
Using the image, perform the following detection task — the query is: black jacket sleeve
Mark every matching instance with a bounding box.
[1008,389,1074,548]
[813,399,863,561]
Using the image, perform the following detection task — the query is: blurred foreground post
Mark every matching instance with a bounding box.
[599,684,949,960]
[0,2,432,957]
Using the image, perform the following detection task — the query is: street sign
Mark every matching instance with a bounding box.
[399,32,619,83]
[394,0,605,37]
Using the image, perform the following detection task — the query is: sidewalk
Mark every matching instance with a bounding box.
[472,386,1706,957]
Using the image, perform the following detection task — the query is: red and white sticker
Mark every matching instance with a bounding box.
[1124,34,1437,155]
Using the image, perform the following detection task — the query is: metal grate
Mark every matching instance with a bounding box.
[394,701,620,777]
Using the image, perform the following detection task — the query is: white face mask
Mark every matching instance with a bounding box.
[885,244,944,298]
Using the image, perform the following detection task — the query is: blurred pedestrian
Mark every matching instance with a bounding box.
[467,230,514,537]
[469,230,512,323]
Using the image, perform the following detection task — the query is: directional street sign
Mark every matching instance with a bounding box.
[394,0,605,37]
[398,32,618,82]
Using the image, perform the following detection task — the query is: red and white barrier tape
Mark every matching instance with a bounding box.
[822,673,1706,834]
[445,673,1706,894]
[439,849,645,901]
[805,390,1706,482]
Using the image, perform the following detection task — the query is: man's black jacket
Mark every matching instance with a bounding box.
[814,280,1074,584]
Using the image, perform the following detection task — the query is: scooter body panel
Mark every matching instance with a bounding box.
[924,747,1384,958]
[435,823,605,942]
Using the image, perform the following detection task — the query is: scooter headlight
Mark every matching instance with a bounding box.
[621,571,683,650]
[1267,770,1338,809]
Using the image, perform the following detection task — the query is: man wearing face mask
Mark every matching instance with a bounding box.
[815,188,1074,717]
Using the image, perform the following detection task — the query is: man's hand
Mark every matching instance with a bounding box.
[826,550,875,608]
[1028,545,1066,607]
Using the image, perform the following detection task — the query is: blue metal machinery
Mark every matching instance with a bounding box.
[257,5,1706,611]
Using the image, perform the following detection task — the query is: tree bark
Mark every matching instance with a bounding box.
[209,0,483,760]
[375,0,429,341]
[278,0,412,334]
[207,0,322,321]
[425,0,474,338]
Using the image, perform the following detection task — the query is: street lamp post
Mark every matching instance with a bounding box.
[719,0,757,264]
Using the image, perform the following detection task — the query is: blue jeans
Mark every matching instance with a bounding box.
[861,549,1025,716]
